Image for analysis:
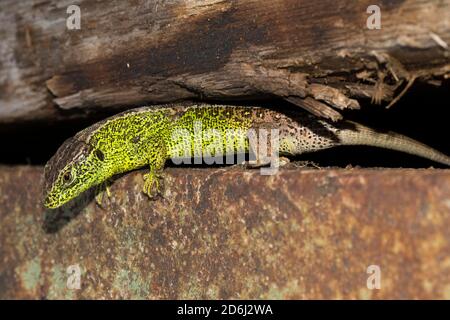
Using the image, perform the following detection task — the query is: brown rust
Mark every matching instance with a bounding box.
[1,165,450,299]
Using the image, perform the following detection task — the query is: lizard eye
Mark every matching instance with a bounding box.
[62,170,73,184]
[95,149,104,161]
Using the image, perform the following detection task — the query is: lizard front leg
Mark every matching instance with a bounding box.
[142,144,167,200]
[95,180,112,207]
[142,168,165,199]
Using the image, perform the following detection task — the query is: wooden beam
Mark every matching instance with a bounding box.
[0,0,449,124]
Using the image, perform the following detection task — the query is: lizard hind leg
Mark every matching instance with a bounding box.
[243,156,290,169]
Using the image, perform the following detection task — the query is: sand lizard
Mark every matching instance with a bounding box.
[43,103,450,209]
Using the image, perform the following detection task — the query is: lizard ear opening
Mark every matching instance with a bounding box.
[95,149,105,161]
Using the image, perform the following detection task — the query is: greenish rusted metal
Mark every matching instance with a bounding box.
[1,165,450,299]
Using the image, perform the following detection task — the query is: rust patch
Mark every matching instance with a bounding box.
[1,166,450,299]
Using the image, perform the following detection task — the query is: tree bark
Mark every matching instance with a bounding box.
[0,0,449,124]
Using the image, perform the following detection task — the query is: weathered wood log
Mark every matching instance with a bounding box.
[0,0,449,124]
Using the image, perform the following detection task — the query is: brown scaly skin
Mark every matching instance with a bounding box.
[43,103,450,209]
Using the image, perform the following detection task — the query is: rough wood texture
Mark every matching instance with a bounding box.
[1,0,449,124]
[1,165,450,299]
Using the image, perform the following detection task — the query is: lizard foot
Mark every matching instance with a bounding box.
[278,156,290,167]
[142,171,164,200]
[242,156,290,169]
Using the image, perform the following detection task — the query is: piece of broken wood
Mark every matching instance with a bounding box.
[0,0,449,124]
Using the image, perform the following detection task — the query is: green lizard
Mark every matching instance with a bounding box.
[43,103,450,209]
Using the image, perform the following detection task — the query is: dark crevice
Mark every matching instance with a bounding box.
[0,81,448,168]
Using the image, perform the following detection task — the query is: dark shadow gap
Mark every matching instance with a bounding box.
[0,80,449,168]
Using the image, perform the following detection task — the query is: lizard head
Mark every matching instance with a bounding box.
[43,137,105,209]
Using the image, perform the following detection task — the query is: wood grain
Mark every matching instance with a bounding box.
[0,0,449,123]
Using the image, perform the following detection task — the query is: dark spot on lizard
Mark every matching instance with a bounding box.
[280,108,342,143]
[95,149,105,161]
[132,135,141,144]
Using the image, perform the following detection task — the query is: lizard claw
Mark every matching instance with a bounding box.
[142,171,164,200]
[95,181,112,208]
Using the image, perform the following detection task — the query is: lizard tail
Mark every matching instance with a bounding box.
[335,121,450,166]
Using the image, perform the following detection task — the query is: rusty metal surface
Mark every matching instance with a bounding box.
[0,165,450,299]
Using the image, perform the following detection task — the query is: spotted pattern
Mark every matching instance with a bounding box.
[167,106,253,159]
[43,104,339,209]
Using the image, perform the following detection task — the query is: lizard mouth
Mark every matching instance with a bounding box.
[43,197,57,209]
[43,191,62,209]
